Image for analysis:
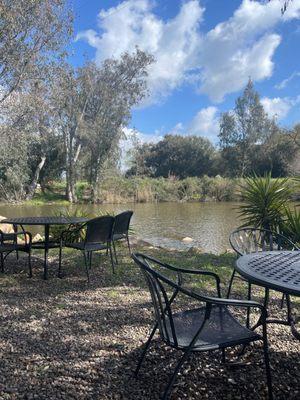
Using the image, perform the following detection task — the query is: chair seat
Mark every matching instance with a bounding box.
[113,233,126,241]
[165,305,261,350]
[31,241,60,249]
[65,242,107,252]
[0,243,30,253]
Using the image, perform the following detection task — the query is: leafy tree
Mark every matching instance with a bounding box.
[143,134,215,178]
[219,79,273,177]
[126,136,153,177]
[52,49,154,202]
[0,0,72,104]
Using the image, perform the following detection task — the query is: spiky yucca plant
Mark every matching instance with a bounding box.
[238,173,291,231]
[281,206,300,246]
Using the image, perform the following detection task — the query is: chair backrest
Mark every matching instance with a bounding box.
[113,211,133,235]
[85,216,115,244]
[132,253,180,347]
[229,228,298,256]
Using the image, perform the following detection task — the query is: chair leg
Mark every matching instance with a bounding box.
[264,288,270,309]
[262,324,273,400]
[58,243,63,277]
[89,252,92,270]
[83,251,90,282]
[227,269,236,298]
[246,282,252,328]
[126,234,131,255]
[28,251,32,278]
[0,252,4,273]
[135,323,158,377]
[112,240,118,265]
[286,294,293,325]
[109,244,115,274]
[162,349,192,400]
[280,293,285,309]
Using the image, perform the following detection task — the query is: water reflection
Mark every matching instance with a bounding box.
[0,202,241,253]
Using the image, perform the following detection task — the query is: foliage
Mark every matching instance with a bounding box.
[50,207,92,241]
[52,49,154,203]
[219,79,274,177]
[129,134,216,179]
[0,0,72,104]
[281,206,300,246]
[238,173,291,231]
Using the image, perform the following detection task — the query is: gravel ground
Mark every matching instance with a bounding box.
[0,247,299,400]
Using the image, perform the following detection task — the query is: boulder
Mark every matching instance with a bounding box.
[182,236,193,243]
[0,215,14,234]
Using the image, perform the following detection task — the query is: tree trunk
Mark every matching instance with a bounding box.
[25,156,46,200]
[66,167,77,203]
[91,164,101,203]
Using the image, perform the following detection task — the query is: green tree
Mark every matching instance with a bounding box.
[52,49,154,202]
[0,0,72,104]
[143,134,215,178]
[219,79,273,177]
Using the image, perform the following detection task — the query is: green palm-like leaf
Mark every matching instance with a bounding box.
[238,173,291,231]
[281,206,300,246]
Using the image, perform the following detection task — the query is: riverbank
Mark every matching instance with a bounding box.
[0,244,299,399]
[23,176,300,205]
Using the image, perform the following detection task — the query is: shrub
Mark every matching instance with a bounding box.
[238,173,291,231]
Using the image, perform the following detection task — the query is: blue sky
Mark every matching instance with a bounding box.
[69,0,300,145]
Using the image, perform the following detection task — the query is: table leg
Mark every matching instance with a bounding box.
[44,224,50,280]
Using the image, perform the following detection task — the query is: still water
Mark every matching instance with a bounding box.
[0,202,241,254]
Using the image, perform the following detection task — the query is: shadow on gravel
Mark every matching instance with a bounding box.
[0,249,299,399]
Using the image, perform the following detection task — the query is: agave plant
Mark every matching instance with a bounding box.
[50,207,92,242]
[238,173,291,231]
[280,206,300,246]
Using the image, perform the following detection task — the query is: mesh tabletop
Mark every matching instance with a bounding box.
[236,251,300,297]
[2,216,88,226]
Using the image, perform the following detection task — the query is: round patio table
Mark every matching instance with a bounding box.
[3,216,88,280]
[236,251,300,339]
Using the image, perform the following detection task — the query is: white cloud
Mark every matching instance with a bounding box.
[77,0,204,104]
[77,0,300,104]
[187,106,219,142]
[261,96,300,120]
[275,71,300,89]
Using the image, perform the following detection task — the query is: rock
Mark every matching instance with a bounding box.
[32,233,44,242]
[0,215,14,234]
[182,236,193,243]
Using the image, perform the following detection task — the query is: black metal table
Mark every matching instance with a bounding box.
[3,216,88,279]
[236,251,300,338]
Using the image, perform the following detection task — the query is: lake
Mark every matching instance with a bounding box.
[0,202,241,254]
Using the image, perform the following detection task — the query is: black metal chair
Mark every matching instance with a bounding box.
[58,216,115,281]
[112,210,133,263]
[229,228,299,325]
[0,228,32,277]
[132,253,273,400]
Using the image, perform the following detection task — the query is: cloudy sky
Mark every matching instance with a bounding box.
[70,0,300,144]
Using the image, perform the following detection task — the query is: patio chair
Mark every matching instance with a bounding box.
[112,210,133,264]
[229,228,299,325]
[58,216,115,281]
[132,253,273,400]
[0,228,32,277]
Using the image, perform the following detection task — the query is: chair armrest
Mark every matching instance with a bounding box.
[5,231,32,246]
[177,285,267,319]
[177,268,221,298]
[134,254,222,297]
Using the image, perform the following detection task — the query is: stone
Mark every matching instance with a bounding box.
[182,236,193,243]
